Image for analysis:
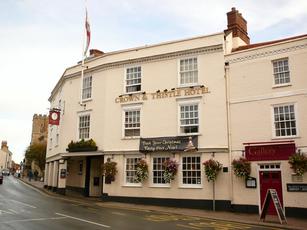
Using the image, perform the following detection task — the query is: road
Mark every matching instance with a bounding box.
[0,176,287,230]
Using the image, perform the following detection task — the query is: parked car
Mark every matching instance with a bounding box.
[2,169,10,176]
[0,172,3,184]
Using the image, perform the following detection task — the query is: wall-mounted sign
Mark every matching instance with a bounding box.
[245,143,295,161]
[93,177,100,186]
[49,109,60,126]
[60,169,66,179]
[287,183,307,192]
[139,136,198,153]
[245,177,257,188]
[115,86,209,103]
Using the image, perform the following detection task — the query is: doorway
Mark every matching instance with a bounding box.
[259,170,283,215]
[89,157,103,197]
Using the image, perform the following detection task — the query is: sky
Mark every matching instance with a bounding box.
[0,0,307,164]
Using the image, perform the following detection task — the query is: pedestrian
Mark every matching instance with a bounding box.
[34,170,38,181]
[29,170,33,182]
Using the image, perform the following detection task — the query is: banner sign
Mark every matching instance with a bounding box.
[139,136,198,153]
[245,143,295,161]
[49,110,60,126]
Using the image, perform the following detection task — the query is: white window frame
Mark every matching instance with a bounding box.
[122,104,141,138]
[271,103,298,139]
[180,154,202,188]
[48,127,53,150]
[78,113,91,140]
[272,58,290,87]
[82,75,93,101]
[178,99,200,136]
[178,57,198,87]
[124,155,142,186]
[151,155,171,187]
[125,66,142,93]
[49,137,52,150]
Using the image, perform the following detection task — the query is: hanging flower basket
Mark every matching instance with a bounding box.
[203,159,222,182]
[232,157,251,179]
[66,139,98,152]
[135,159,149,183]
[288,153,307,176]
[102,159,118,184]
[163,158,179,183]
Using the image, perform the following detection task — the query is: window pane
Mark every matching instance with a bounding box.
[273,104,296,137]
[182,156,201,185]
[273,59,290,85]
[126,67,141,93]
[180,58,198,85]
[153,157,169,184]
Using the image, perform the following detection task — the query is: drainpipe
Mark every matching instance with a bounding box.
[225,61,234,206]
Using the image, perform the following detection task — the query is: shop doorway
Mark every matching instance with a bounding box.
[259,170,283,215]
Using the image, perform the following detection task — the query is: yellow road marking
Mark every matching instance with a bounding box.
[177,223,201,230]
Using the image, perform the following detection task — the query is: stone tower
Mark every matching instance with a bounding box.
[31,114,49,145]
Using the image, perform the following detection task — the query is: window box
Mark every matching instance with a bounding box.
[66,139,98,152]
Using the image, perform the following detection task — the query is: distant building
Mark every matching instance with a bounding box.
[31,114,49,144]
[25,114,48,177]
[0,141,13,170]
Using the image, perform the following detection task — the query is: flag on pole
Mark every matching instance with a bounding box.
[84,8,91,56]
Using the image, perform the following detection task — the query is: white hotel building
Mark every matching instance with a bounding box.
[45,8,307,217]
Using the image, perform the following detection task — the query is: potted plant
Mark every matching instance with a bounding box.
[288,152,307,176]
[232,157,251,179]
[203,159,222,182]
[66,139,98,152]
[163,158,179,183]
[102,158,118,184]
[135,159,149,183]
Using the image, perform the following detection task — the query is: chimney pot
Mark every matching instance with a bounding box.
[90,49,104,57]
[225,7,250,45]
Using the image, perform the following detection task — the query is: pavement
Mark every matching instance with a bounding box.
[18,177,307,230]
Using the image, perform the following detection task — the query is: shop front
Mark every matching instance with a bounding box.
[244,141,296,215]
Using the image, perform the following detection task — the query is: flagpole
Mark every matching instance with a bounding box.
[80,0,87,105]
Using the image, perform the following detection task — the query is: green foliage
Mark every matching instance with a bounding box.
[162,158,179,183]
[102,159,118,181]
[67,139,97,152]
[203,159,222,182]
[135,159,149,183]
[232,157,251,179]
[25,143,47,171]
[288,153,307,176]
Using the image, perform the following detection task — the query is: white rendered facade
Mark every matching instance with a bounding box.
[46,9,307,216]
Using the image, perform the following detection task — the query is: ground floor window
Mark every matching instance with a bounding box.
[125,157,141,184]
[152,157,170,184]
[182,156,201,185]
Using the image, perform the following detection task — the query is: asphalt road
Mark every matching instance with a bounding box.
[0,176,287,230]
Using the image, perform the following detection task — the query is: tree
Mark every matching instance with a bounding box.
[25,142,47,171]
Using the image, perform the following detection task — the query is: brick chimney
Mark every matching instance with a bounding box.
[1,141,8,152]
[225,7,250,45]
[90,49,104,57]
